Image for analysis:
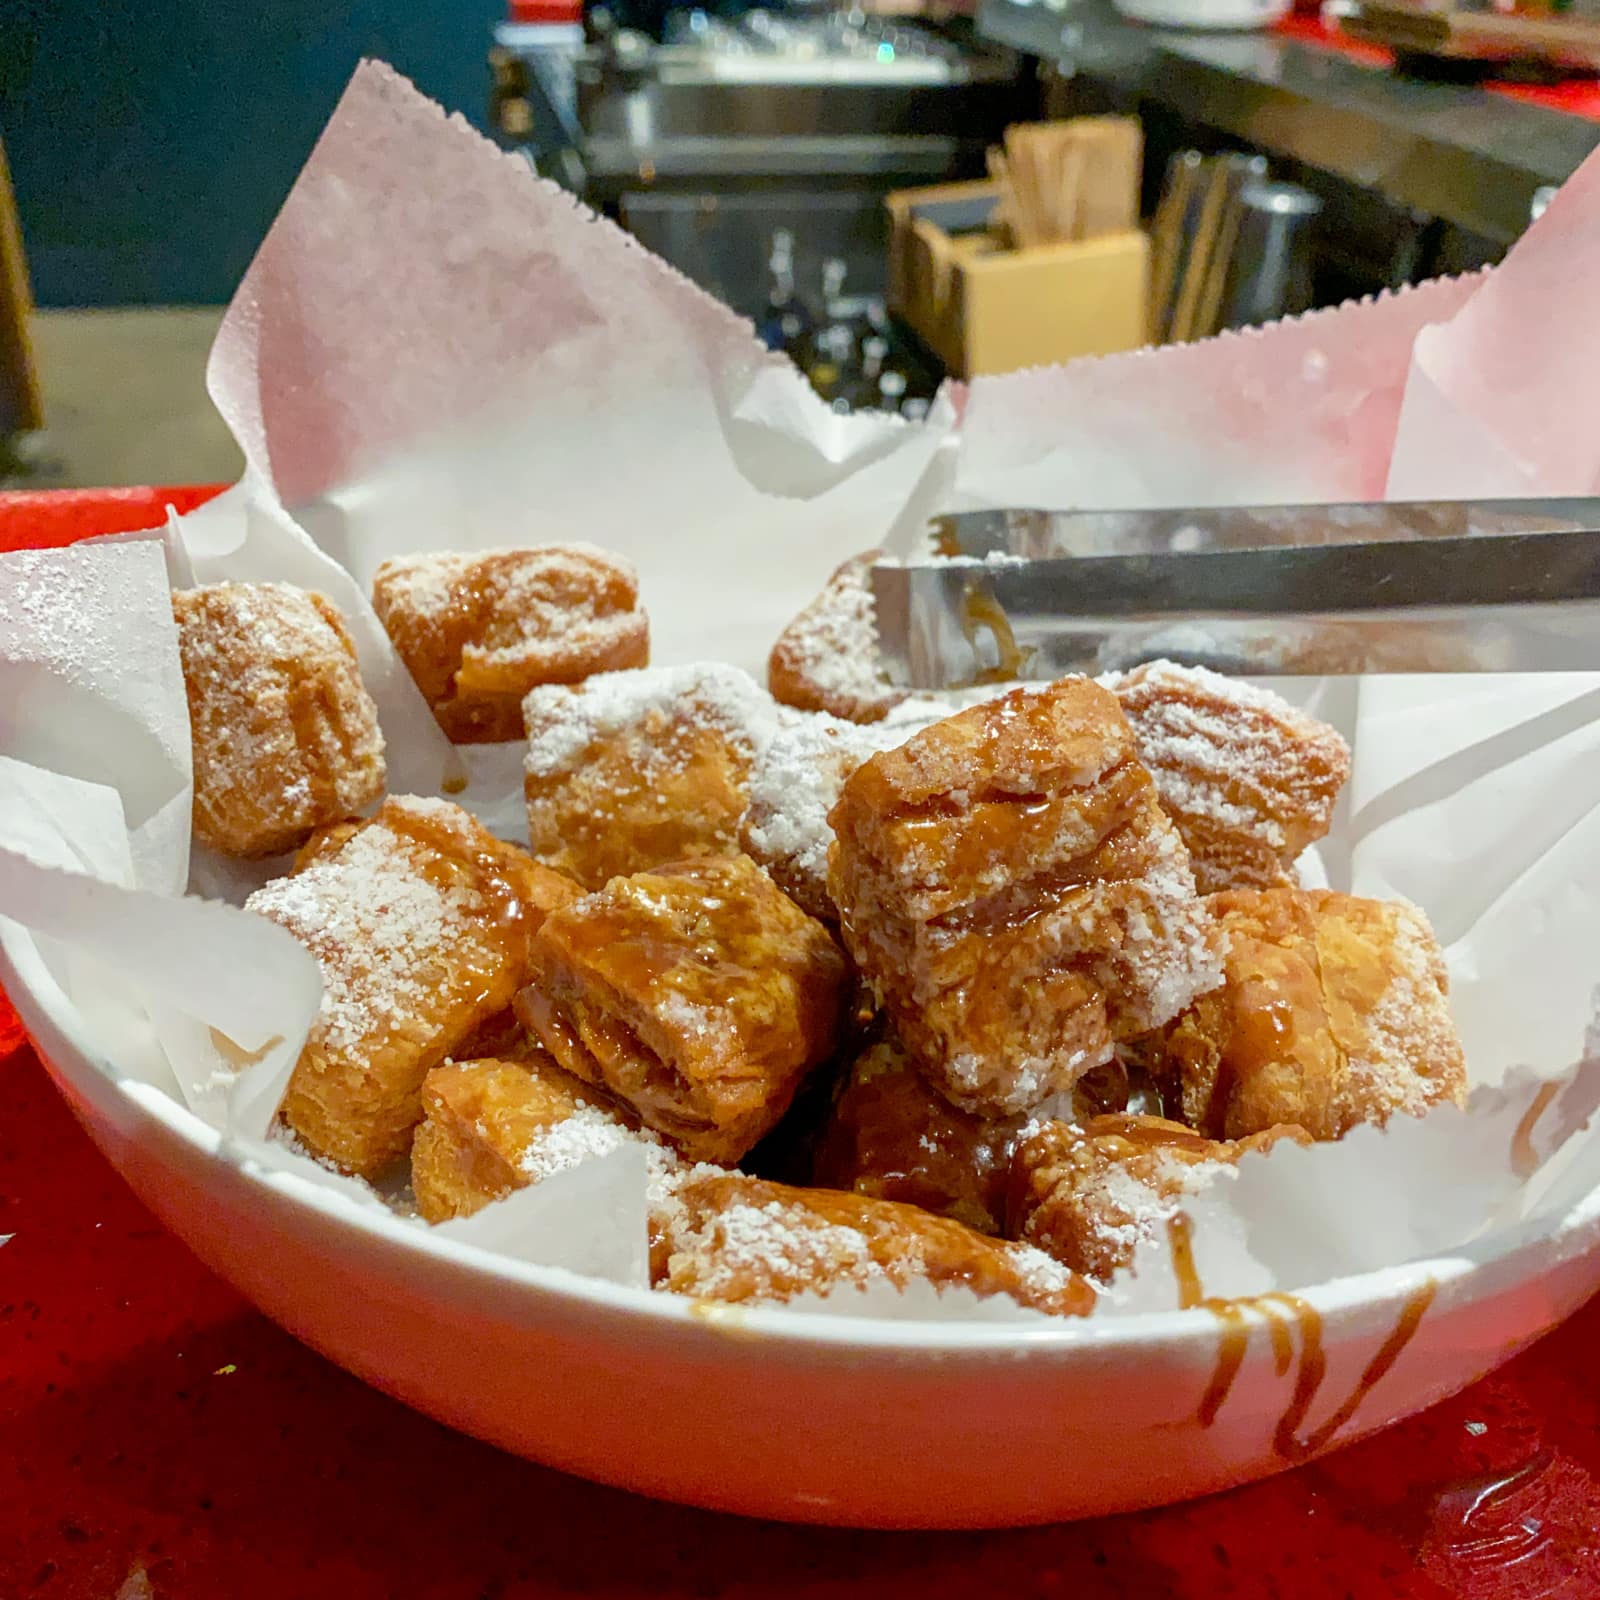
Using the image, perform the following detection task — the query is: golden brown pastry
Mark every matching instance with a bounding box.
[809,1033,1131,1235]
[827,678,1224,1117]
[174,582,386,858]
[1105,660,1351,894]
[522,663,781,889]
[1152,887,1467,1141]
[739,711,895,923]
[812,1034,1024,1234]
[516,855,850,1163]
[740,694,1012,925]
[1008,1114,1308,1282]
[291,819,366,872]
[246,796,579,1176]
[658,1171,1094,1317]
[412,1053,673,1223]
[768,551,905,724]
[373,545,648,744]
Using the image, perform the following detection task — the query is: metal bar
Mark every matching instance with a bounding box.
[872,535,1600,684]
[977,0,1600,244]
[972,531,1600,615]
[938,498,1600,559]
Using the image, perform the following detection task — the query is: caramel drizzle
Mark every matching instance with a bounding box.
[1168,1211,1204,1309]
[1275,1284,1437,1461]
[1197,1301,1252,1427]
[1165,1215,1437,1456]
[959,583,1033,685]
[383,803,528,934]
[1511,1082,1561,1179]
[1087,1114,1218,1160]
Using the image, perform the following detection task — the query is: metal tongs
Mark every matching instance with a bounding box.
[870,499,1600,688]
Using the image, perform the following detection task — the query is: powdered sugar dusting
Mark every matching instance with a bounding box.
[519,1102,679,1188]
[378,543,640,667]
[742,689,1017,918]
[742,712,903,916]
[1342,899,1464,1120]
[1006,1239,1083,1298]
[1100,816,1227,1032]
[245,798,484,1053]
[1090,1154,1231,1271]
[946,1042,1104,1109]
[1103,659,1350,892]
[675,1198,873,1298]
[660,1178,1090,1312]
[176,582,385,853]
[656,986,717,1039]
[770,554,899,710]
[6,545,176,688]
[523,663,781,779]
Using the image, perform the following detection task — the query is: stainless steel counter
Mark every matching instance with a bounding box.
[978,0,1600,245]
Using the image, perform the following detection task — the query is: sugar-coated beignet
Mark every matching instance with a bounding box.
[246,797,579,1176]
[658,1171,1094,1317]
[827,679,1224,1117]
[1105,660,1351,894]
[1008,1114,1307,1282]
[292,818,366,872]
[522,663,781,889]
[516,855,850,1163]
[813,1034,1079,1235]
[740,711,899,923]
[412,1054,674,1223]
[768,551,905,725]
[373,545,648,744]
[813,1033,1133,1234]
[174,582,385,859]
[1154,887,1467,1141]
[741,693,1012,925]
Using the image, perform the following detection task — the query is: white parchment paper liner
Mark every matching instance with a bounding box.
[3,61,1600,1316]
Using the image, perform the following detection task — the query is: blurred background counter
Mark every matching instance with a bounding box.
[8,0,1600,483]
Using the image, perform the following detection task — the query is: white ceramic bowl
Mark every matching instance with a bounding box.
[7,919,1599,1529]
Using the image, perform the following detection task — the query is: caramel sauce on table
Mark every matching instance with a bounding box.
[1167,1214,1437,1458]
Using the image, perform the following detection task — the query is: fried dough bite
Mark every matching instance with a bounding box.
[1008,1114,1308,1282]
[1152,887,1467,1141]
[828,679,1224,1117]
[810,1032,1130,1236]
[523,663,781,889]
[246,796,578,1176]
[175,582,385,858]
[767,551,905,725]
[659,1171,1094,1317]
[516,855,850,1163]
[374,545,647,743]
[412,1053,675,1223]
[1104,661,1350,894]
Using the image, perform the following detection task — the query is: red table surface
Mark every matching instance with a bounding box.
[1276,14,1600,122]
[3,489,1600,1597]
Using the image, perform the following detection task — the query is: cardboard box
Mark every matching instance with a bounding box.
[886,181,1149,378]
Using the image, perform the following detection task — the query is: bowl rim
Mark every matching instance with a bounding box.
[7,914,1597,1357]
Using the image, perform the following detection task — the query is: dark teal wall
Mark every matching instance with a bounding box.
[4,0,501,307]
